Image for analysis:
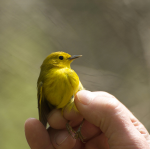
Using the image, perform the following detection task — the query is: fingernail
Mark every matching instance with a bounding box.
[55,130,69,145]
[77,90,95,105]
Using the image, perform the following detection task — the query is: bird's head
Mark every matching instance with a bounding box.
[41,51,82,69]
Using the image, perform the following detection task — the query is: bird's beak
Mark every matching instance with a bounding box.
[68,55,82,60]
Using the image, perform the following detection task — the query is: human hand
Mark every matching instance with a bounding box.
[25,90,150,148]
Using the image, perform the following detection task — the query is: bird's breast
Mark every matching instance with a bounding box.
[43,68,80,109]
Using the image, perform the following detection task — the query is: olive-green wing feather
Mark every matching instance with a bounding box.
[37,82,51,127]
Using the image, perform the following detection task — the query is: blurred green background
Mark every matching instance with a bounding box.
[0,0,150,148]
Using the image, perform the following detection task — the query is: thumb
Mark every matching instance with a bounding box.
[75,90,123,131]
[75,90,148,148]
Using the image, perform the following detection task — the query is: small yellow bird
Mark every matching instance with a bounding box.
[37,51,84,140]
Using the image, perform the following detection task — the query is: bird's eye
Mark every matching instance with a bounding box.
[59,56,63,60]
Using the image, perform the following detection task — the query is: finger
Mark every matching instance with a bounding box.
[25,118,53,149]
[48,127,76,149]
[62,91,110,128]
[85,133,109,149]
[47,108,83,129]
[75,90,149,148]
[73,139,85,149]
[63,108,83,127]
[47,109,67,129]
[73,120,101,141]
[130,116,150,144]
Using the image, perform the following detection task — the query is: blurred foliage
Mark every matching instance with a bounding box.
[0,0,150,148]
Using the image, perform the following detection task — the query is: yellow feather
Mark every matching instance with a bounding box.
[37,51,84,126]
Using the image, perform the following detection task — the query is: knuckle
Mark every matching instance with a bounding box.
[93,93,120,111]
[104,97,120,112]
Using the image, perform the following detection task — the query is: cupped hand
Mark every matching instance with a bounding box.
[25,90,150,148]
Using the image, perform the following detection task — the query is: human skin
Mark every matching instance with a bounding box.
[25,90,150,148]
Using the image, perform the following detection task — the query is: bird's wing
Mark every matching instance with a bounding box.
[37,82,51,127]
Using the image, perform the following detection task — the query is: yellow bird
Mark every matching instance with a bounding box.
[37,51,84,139]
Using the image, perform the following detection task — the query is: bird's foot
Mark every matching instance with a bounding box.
[66,120,85,143]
